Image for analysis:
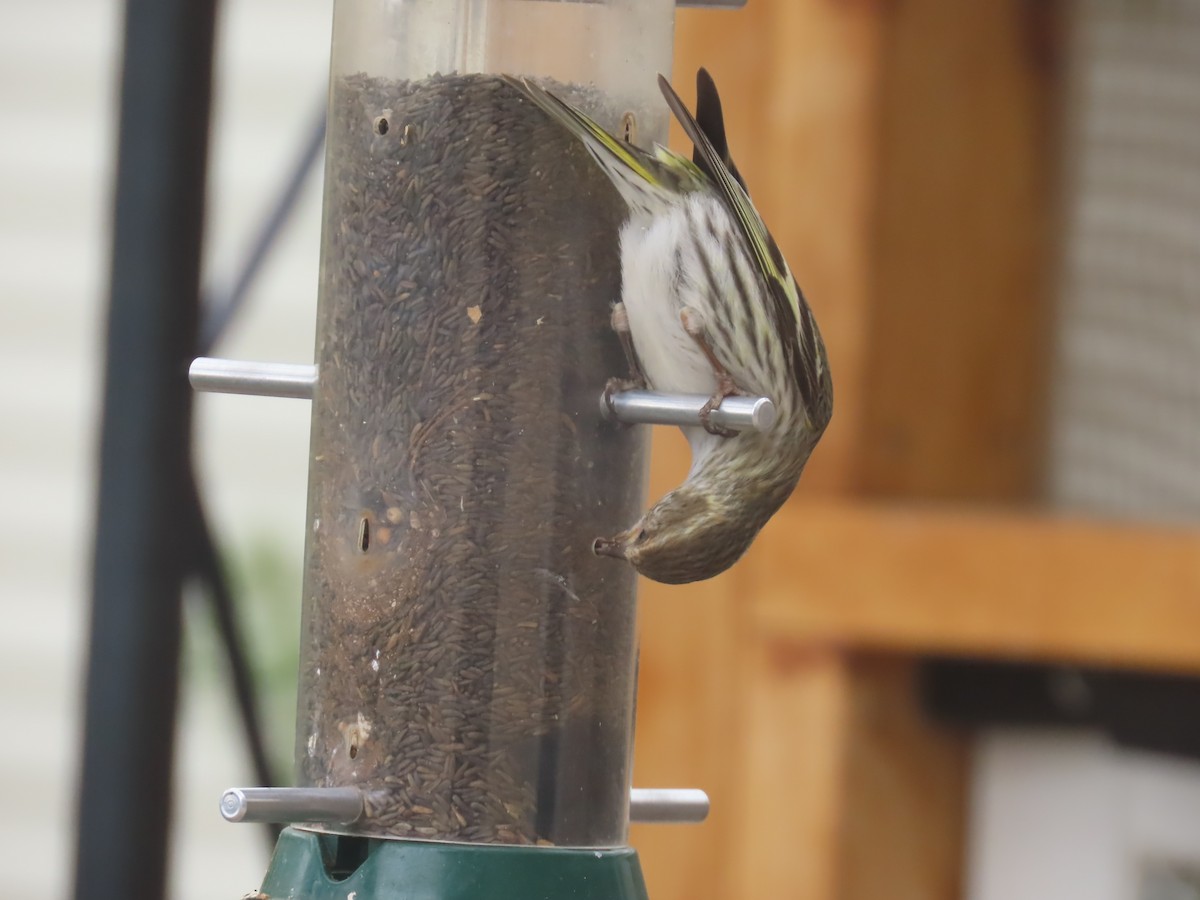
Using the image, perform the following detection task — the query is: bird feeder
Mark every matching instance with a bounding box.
[192,0,761,897]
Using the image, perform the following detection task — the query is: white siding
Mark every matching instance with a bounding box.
[0,1,331,896]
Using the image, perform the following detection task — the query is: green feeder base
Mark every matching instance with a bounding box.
[258,827,650,900]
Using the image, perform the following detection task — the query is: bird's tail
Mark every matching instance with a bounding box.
[500,76,673,215]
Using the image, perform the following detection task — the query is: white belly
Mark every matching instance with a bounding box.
[617,210,717,397]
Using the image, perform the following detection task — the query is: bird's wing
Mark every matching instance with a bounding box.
[656,74,796,319]
[501,76,658,181]
[500,75,701,205]
[692,68,747,193]
[658,72,820,407]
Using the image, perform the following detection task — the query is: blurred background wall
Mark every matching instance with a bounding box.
[640,2,1200,900]
[6,0,1200,899]
[2,1,324,896]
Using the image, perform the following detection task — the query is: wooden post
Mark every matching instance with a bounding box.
[633,1,1065,898]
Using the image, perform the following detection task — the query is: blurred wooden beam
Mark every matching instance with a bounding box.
[729,645,850,900]
[751,502,1200,675]
[836,658,968,900]
[728,650,967,900]
[854,0,1063,500]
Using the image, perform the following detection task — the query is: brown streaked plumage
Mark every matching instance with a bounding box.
[508,69,832,584]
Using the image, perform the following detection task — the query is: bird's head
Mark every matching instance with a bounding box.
[593,484,759,585]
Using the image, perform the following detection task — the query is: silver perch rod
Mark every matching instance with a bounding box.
[221,786,709,826]
[604,388,775,433]
[189,357,317,400]
[190,356,775,434]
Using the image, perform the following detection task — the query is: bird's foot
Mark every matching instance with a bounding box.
[603,375,647,421]
[611,302,646,386]
[698,374,744,437]
[680,307,746,436]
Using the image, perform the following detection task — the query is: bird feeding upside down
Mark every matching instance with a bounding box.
[503,70,833,586]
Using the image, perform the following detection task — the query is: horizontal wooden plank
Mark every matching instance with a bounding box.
[748,502,1200,673]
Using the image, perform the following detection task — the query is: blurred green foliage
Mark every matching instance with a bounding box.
[183,534,302,781]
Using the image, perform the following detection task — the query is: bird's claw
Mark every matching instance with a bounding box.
[603,376,647,421]
[679,308,746,437]
[698,397,738,437]
[698,373,745,437]
[611,302,647,387]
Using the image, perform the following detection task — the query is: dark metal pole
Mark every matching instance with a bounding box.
[74,0,217,896]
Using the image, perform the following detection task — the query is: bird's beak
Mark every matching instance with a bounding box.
[592,535,628,560]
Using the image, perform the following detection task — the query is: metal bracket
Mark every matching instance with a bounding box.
[190,356,776,434]
[221,785,709,826]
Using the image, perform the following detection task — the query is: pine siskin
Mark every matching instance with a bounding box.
[504,69,833,585]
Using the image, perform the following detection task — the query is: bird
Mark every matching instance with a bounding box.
[503,69,833,585]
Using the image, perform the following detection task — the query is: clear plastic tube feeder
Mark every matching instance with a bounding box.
[295,0,674,848]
